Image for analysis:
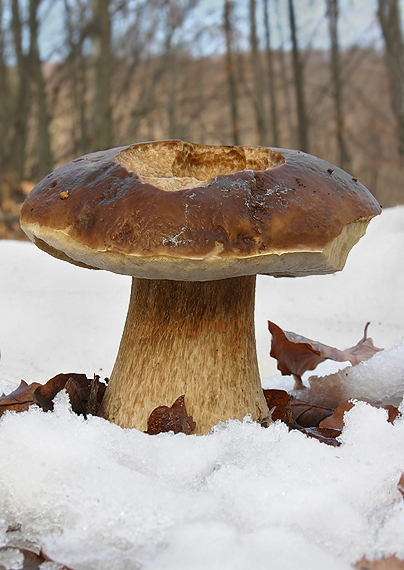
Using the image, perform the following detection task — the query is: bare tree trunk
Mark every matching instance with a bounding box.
[224,0,240,145]
[274,0,293,144]
[77,15,91,154]
[0,0,11,177]
[115,1,164,140]
[10,0,31,177]
[64,0,91,156]
[249,0,268,145]
[377,0,404,161]
[263,0,279,147]
[288,0,309,152]
[28,0,53,178]
[167,56,177,139]
[164,0,200,140]
[165,6,177,139]
[92,0,112,150]
[326,0,350,170]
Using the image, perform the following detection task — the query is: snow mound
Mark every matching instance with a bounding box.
[301,342,404,408]
[0,392,404,569]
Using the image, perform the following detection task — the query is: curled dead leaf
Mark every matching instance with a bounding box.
[146,395,196,435]
[397,474,404,498]
[263,389,334,428]
[0,374,106,419]
[0,381,41,417]
[0,545,74,570]
[268,321,383,386]
[291,399,334,428]
[319,400,400,430]
[296,425,342,446]
[262,388,341,446]
[263,389,293,423]
[354,555,404,569]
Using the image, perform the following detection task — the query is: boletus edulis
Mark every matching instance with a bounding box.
[20,140,381,434]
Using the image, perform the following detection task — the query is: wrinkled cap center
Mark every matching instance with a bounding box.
[115,140,285,191]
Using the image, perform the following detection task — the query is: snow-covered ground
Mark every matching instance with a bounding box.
[0,206,403,569]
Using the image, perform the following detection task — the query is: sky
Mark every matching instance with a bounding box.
[5,0,401,63]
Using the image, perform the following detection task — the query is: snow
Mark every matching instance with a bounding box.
[303,342,404,408]
[0,206,403,569]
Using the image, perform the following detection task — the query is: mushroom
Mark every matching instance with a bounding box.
[20,140,381,434]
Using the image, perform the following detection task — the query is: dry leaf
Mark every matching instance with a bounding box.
[0,374,106,419]
[262,389,341,445]
[0,545,74,570]
[146,395,196,435]
[268,321,383,385]
[397,474,404,498]
[319,400,356,429]
[34,373,79,411]
[354,555,404,569]
[263,389,334,428]
[291,399,334,428]
[263,389,293,423]
[347,324,385,363]
[86,375,106,418]
[293,425,342,446]
[319,401,400,430]
[0,381,42,417]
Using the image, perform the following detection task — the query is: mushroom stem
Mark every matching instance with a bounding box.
[102,275,269,434]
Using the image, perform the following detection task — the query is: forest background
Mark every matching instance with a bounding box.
[0,0,403,240]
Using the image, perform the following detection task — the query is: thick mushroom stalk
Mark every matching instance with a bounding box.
[102,275,269,435]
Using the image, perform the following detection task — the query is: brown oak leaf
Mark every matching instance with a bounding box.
[263,389,334,428]
[263,389,293,423]
[268,321,383,386]
[262,389,342,445]
[0,374,106,419]
[398,474,404,498]
[297,425,342,447]
[34,373,83,412]
[319,400,400,430]
[0,545,74,570]
[0,381,42,417]
[146,395,196,435]
[354,555,404,569]
[291,399,334,427]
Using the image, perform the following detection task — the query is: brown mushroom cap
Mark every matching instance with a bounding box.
[19,140,382,434]
[20,140,381,281]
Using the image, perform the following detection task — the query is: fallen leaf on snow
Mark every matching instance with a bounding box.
[354,555,404,569]
[290,398,334,427]
[0,374,106,419]
[0,545,74,570]
[295,425,342,447]
[262,388,401,447]
[263,389,293,423]
[319,400,400,430]
[398,473,404,498]
[263,389,334,427]
[0,381,42,417]
[146,395,196,435]
[268,321,383,387]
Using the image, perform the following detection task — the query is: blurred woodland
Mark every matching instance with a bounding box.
[0,0,403,240]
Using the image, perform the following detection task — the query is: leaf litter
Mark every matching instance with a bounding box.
[0,373,106,420]
[0,545,73,570]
